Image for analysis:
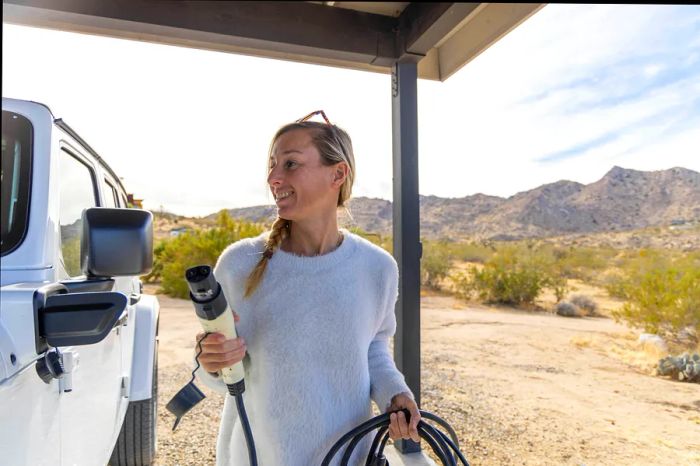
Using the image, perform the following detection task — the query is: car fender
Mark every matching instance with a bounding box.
[129,294,159,401]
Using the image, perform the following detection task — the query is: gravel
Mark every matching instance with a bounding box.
[155,359,546,466]
[155,363,222,466]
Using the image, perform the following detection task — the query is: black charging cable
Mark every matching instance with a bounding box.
[181,343,464,466]
[321,409,470,466]
[197,335,258,466]
[166,332,258,466]
[226,379,256,466]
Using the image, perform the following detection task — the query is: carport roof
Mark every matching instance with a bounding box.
[3,1,544,81]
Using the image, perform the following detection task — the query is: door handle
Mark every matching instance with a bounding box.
[113,309,128,328]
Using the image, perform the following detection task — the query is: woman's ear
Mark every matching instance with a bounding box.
[332,162,349,188]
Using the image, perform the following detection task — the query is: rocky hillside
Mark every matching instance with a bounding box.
[217,166,700,240]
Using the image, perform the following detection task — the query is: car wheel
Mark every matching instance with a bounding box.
[110,342,158,466]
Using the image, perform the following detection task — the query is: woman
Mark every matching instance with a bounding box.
[194,111,420,465]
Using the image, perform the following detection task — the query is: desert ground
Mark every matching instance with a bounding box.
[151,284,700,466]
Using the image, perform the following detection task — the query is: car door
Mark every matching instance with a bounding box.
[55,146,124,465]
[102,175,137,424]
[0,105,62,466]
[0,345,62,466]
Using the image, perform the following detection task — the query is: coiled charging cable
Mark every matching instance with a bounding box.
[322,409,470,466]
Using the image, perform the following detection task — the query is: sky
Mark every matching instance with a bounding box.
[2,4,699,217]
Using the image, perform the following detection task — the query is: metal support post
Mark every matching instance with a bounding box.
[391,61,421,454]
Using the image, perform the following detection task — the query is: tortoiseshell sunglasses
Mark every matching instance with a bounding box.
[296,110,332,125]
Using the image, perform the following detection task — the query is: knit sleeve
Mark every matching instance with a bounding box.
[368,258,414,412]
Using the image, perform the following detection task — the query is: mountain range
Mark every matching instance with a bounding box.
[216,166,700,240]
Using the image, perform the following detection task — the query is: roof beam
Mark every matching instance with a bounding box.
[3,0,401,67]
[397,3,480,60]
[431,3,544,81]
[3,1,544,81]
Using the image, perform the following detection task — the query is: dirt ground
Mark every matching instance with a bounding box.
[150,285,700,466]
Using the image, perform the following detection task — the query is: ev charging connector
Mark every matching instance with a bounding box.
[166,265,257,465]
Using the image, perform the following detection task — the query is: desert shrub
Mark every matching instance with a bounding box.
[142,239,167,283]
[556,301,580,317]
[448,241,494,264]
[448,270,476,300]
[604,249,674,300]
[348,227,392,252]
[553,246,617,282]
[549,275,569,303]
[448,244,576,306]
[570,294,598,315]
[156,211,264,298]
[604,274,630,299]
[421,241,453,288]
[469,246,550,305]
[612,256,700,344]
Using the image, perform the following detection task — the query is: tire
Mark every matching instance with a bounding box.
[110,342,158,466]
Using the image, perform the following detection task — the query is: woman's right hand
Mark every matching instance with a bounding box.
[195,312,247,374]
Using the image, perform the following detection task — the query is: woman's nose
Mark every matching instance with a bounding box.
[267,166,283,186]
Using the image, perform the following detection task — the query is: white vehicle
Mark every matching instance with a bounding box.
[0,98,159,466]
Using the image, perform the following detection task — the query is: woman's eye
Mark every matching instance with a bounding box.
[285,160,297,169]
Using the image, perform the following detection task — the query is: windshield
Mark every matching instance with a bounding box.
[1,110,33,256]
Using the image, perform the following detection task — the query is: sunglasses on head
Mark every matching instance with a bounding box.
[296,110,332,125]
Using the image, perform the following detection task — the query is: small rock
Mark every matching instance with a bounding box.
[638,333,667,351]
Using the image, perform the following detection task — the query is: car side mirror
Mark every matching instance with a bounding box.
[81,207,153,277]
[39,291,128,347]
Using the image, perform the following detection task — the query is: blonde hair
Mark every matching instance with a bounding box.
[244,121,356,298]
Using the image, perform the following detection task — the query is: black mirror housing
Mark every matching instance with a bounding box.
[81,208,153,277]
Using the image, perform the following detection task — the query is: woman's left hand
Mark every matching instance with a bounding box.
[387,392,421,443]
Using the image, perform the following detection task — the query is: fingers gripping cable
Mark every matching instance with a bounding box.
[321,409,470,466]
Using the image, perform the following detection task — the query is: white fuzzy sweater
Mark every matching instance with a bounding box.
[194,229,413,466]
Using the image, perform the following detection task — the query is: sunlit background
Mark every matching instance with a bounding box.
[3,4,699,216]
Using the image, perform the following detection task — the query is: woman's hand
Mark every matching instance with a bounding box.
[194,311,246,374]
[386,392,421,443]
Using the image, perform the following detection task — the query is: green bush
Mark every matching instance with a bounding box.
[604,274,630,299]
[142,240,167,284]
[454,245,551,305]
[153,211,264,299]
[604,249,683,300]
[449,270,474,300]
[612,257,700,344]
[348,227,392,253]
[421,241,453,288]
[448,243,585,306]
[447,241,494,264]
[549,274,569,303]
[549,245,617,282]
[473,264,547,305]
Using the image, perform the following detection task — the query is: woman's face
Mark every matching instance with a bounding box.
[267,129,345,222]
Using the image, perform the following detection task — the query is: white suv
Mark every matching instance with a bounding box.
[0,98,160,466]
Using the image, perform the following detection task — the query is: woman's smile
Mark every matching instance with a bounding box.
[274,190,294,202]
[274,190,295,207]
